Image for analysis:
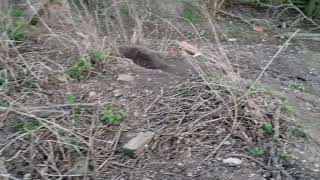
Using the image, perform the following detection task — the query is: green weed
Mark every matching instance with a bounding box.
[65,94,81,114]
[181,9,200,23]
[262,122,273,134]
[101,108,126,125]
[289,82,305,92]
[7,20,31,41]
[68,58,90,81]
[290,129,307,139]
[0,70,9,91]
[89,49,107,64]
[68,49,107,81]
[281,100,295,115]
[15,119,39,132]
[249,147,266,157]
[10,9,24,17]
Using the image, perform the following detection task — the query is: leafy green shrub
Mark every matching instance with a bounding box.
[7,20,31,41]
[101,109,126,125]
[15,119,39,132]
[0,73,6,87]
[68,49,107,81]
[181,8,201,22]
[68,58,90,81]
[65,94,81,114]
[262,122,273,134]
[89,49,107,64]
[289,82,305,92]
[249,147,266,157]
[10,9,24,18]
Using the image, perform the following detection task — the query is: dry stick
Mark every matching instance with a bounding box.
[0,103,99,112]
[245,29,300,96]
[202,88,238,163]
[25,0,66,47]
[257,0,319,28]
[144,88,164,114]
[6,108,90,146]
[146,11,188,40]
[97,124,126,171]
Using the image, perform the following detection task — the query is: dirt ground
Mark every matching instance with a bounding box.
[1,2,320,180]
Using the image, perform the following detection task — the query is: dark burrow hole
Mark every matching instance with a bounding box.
[118,46,170,70]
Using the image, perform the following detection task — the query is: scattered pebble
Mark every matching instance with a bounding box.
[117,74,134,82]
[228,38,237,42]
[122,131,155,156]
[222,141,232,145]
[222,157,243,166]
[23,173,32,180]
[113,89,122,97]
[88,91,96,97]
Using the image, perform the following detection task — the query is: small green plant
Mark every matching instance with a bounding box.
[15,119,39,132]
[68,58,90,81]
[181,9,201,23]
[290,129,307,139]
[65,94,81,114]
[10,9,24,17]
[262,122,273,134]
[7,20,31,41]
[249,147,266,157]
[101,108,126,125]
[89,49,106,64]
[281,100,295,115]
[0,70,9,91]
[289,83,305,92]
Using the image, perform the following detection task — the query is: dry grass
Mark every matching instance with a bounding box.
[0,0,305,179]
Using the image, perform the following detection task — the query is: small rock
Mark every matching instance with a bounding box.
[23,173,32,180]
[117,74,134,82]
[122,131,155,156]
[88,91,96,97]
[113,89,122,97]
[228,38,237,42]
[222,157,243,166]
[222,140,232,145]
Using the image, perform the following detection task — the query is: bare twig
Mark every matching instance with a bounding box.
[245,29,300,95]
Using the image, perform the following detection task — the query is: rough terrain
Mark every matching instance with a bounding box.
[0,1,320,180]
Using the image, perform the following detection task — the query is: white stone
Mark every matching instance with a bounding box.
[113,89,122,97]
[123,131,155,154]
[117,74,134,82]
[88,91,96,97]
[222,157,243,166]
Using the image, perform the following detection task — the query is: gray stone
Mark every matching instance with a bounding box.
[22,173,32,180]
[123,131,155,155]
[117,74,134,82]
[113,89,122,97]
[222,157,243,166]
